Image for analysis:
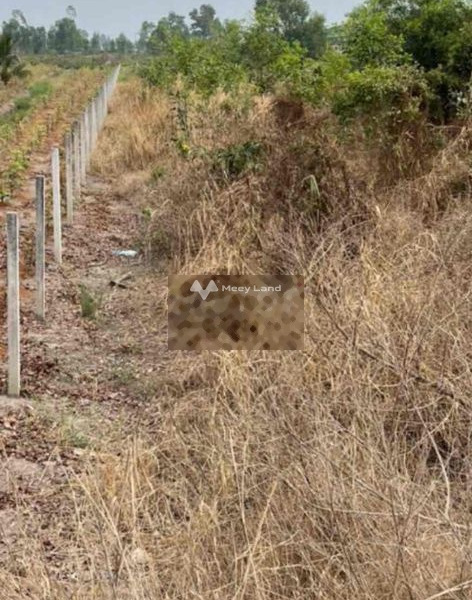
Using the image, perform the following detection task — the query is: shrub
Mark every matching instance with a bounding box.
[211,141,264,181]
[332,64,430,128]
[343,5,409,68]
[140,33,248,96]
[343,0,472,120]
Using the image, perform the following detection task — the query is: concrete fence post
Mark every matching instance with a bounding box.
[72,121,81,200]
[97,94,101,134]
[65,131,74,225]
[101,89,106,127]
[95,96,99,143]
[80,114,87,184]
[6,212,20,397]
[88,102,93,158]
[89,102,94,156]
[51,147,62,264]
[90,99,95,152]
[103,87,107,122]
[35,176,46,320]
[84,107,91,169]
[97,92,102,131]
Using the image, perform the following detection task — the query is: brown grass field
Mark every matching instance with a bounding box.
[1,75,472,599]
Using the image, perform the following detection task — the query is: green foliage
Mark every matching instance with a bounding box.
[384,0,472,72]
[0,32,28,85]
[189,4,222,38]
[270,45,321,103]
[255,0,327,58]
[448,20,472,80]
[311,49,351,106]
[342,0,472,119]
[241,7,296,91]
[139,1,328,96]
[332,63,430,129]
[115,33,134,54]
[147,13,189,54]
[13,96,31,112]
[2,13,48,54]
[140,11,316,97]
[79,285,100,319]
[212,141,264,181]
[28,54,111,69]
[0,80,52,127]
[343,6,409,68]
[140,29,248,95]
[29,80,53,98]
[47,17,89,53]
[256,0,310,33]
[137,21,155,53]
[2,7,134,55]
[5,149,28,193]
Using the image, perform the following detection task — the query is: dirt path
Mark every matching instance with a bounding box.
[0,156,169,581]
[0,70,111,378]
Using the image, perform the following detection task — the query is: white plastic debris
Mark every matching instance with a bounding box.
[112,250,138,258]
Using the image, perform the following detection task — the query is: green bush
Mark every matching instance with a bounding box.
[342,0,472,120]
[343,5,409,68]
[29,80,53,98]
[332,64,430,127]
[212,141,264,181]
[140,13,314,98]
[138,0,472,128]
[13,96,31,112]
[140,31,248,95]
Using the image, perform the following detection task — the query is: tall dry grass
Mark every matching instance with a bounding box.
[2,79,472,599]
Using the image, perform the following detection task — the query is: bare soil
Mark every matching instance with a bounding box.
[0,166,167,579]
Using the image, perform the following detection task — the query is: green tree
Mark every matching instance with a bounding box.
[298,13,327,58]
[343,5,408,67]
[373,0,472,71]
[255,0,327,57]
[115,33,134,54]
[255,0,310,37]
[66,5,77,19]
[140,19,247,94]
[0,32,28,84]
[90,32,101,52]
[342,0,472,118]
[48,17,88,53]
[11,10,27,27]
[2,11,48,54]
[2,12,31,53]
[189,4,221,38]
[137,21,155,52]
[148,12,189,54]
[242,6,295,89]
[100,34,112,52]
[30,26,47,53]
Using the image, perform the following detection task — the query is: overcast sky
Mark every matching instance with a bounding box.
[0,1,360,40]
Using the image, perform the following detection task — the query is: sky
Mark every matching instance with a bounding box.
[0,0,360,40]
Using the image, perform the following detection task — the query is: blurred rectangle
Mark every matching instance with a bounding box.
[168,275,304,351]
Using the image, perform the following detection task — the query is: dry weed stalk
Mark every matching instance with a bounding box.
[2,79,472,600]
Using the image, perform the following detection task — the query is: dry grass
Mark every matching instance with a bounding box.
[2,78,472,599]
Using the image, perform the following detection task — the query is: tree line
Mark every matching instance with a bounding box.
[137,0,472,127]
[1,1,327,57]
[137,1,327,58]
[2,5,134,55]
[2,0,472,126]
